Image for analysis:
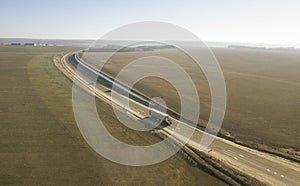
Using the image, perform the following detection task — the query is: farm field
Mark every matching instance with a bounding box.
[0,46,224,185]
[81,47,300,157]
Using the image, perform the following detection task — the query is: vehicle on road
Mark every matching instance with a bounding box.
[149,108,172,125]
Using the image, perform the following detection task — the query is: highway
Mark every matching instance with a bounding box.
[60,53,300,186]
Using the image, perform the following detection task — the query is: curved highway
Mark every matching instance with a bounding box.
[61,53,300,186]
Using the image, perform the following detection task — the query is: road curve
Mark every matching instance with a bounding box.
[62,53,300,186]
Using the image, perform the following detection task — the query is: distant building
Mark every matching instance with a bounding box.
[24,43,37,46]
[11,43,21,46]
[0,43,4,46]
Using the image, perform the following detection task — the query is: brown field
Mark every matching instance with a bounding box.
[81,47,300,155]
[0,46,224,185]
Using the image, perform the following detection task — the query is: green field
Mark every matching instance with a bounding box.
[0,46,224,185]
[82,47,300,157]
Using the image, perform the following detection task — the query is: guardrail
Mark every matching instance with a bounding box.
[74,54,151,105]
[72,54,201,129]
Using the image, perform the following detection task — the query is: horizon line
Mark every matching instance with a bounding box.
[1,37,300,47]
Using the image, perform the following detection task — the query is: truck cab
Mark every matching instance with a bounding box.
[149,108,172,126]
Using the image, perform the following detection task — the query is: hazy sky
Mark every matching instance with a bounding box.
[1,0,300,44]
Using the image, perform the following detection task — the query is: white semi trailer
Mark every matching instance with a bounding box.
[149,108,172,125]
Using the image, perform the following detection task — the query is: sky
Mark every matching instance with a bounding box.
[1,0,300,45]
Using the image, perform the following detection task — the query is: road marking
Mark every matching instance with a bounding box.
[234,157,238,160]
[227,149,245,158]
[223,151,236,159]
[67,54,298,184]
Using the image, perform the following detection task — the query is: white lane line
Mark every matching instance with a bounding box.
[234,157,238,160]
[274,172,277,175]
[227,149,245,158]
[223,151,236,159]
[266,169,270,172]
[281,175,285,178]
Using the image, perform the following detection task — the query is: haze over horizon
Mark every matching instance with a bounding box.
[1,0,300,46]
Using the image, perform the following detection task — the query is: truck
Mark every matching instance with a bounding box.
[149,108,172,126]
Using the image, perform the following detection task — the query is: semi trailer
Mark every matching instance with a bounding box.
[149,108,172,125]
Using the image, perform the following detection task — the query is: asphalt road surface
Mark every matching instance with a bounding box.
[64,53,300,186]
